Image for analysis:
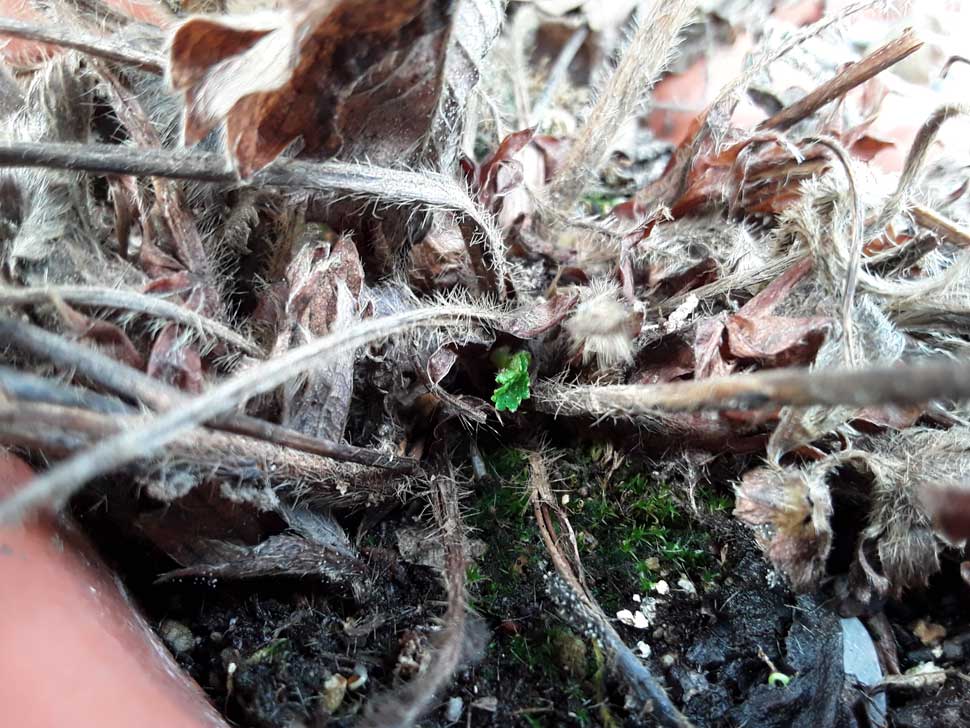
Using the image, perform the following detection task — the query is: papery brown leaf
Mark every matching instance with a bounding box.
[496,291,578,339]
[920,482,970,545]
[408,215,475,293]
[427,347,458,386]
[51,298,146,371]
[631,336,694,385]
[850,404,923,433]
[849,134,895,162]
[692,315,732,379]
[274,235,365,441]
[651,257,718,297]
[147,323,204,393]
[724,314,830,367]
[737,257,812,317]
[168,0,455,177]
[734,465,833,591]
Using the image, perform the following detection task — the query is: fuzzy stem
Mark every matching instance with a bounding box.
[0,285,261,356]
[536,359,970,418]
[0,141,507,297]
[0,306,497,523]
[802,136,863,366]
[358,476,469,727]
[546,0,693,209]
[0,317,418,473]
[0,18,164,73]
[0,400,390,503]
[868,103,970,237]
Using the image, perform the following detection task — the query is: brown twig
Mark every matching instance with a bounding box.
[0,317,418,473]
[0,18,164,73]
[0,400,390,502]
[759,28,923,132]
[911,204,970,248]
[634,0,882,211]
[535,359,970,418]
[529,453,693,728]
[0,285,262,356]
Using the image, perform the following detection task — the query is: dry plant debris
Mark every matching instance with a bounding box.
[3,0,970,725]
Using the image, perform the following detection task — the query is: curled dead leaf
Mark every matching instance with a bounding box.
[168,0,455,177]
[734,465,833,591]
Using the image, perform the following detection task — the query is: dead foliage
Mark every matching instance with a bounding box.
[2,0,970,725]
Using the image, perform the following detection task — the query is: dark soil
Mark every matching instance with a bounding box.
[77,446,970,727]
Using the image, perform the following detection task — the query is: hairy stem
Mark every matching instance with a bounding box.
[0,306,497,522]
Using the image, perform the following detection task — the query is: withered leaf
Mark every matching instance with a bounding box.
[692,315,732,380]
[920,482,970,545]
[51,297,146,372]
[734,465,833,591]
[168,0,456,177]
[275,235,365,441]
[724,313,830,368]
[147,323,205,393]
[157,534,368,597]
[495,291,578,339]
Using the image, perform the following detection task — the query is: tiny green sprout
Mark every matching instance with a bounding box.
[491,350,532,412]
[768,671,791,688]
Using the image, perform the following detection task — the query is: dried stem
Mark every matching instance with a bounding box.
[547,0,693,209]
[0,366,131,415]
[0,305,497,522]
[0,18,164,73]
[0,142,506,295]
[535,359,970,418]
[802,136,863,366]
[869,103,970,236]
[0,400,389,500]
[759,29,923,132]
[0,285,262,356]
[530,23,589,125]
[529,453,693,728]
[0,317,417,473]
[635,0,882,211]
[359,476,469,727]
[911,204,970,248]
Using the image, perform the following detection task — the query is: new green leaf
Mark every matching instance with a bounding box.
[492,351,531,412]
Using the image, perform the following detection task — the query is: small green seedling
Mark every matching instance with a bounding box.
[768,671,791,688]
[491,350,531,412]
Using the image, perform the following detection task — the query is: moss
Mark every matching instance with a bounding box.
[466,445,729,721]
[549,628,589,679]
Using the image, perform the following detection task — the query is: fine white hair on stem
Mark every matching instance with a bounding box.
[0,304,502,524]
[802,136,862,366]
[867,103,970,237]
[0,285,263,356]
[546,0,694,210]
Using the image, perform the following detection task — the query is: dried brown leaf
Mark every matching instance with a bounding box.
[168,0,454,177]
[734,465,833,591]
[274,235,365,441]
[724,314,830,368]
